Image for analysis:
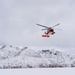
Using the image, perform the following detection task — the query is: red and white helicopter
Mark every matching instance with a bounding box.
[36,23,61,37]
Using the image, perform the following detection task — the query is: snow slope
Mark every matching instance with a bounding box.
[0,45,75,69]
[0,68,75,75]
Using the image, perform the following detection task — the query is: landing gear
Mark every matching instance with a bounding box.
[44,32,47,34]
[42,34,50,37]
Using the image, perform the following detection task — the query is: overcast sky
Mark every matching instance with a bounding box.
[0,0,75,48]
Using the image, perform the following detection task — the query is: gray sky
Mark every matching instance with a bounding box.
[0,0,75,48]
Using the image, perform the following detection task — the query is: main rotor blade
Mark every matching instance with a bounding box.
[54,29,62,30]
[41,29,48,31]
[51,23,60,28]
[36,24,48,28]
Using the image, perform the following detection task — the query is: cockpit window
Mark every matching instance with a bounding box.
[50,29,54,32]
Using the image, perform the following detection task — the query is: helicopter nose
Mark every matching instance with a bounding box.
[51,32,55,35]
[53,32,55,34]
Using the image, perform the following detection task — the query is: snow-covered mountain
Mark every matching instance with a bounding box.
[0,45,75,69]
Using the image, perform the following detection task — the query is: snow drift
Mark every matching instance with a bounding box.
[0,45,75,69]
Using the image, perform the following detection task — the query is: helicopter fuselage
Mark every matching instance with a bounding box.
[42,29,55,37]
[46,28,55,35]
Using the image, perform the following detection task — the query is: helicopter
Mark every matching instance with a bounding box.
[36,23,61,37]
